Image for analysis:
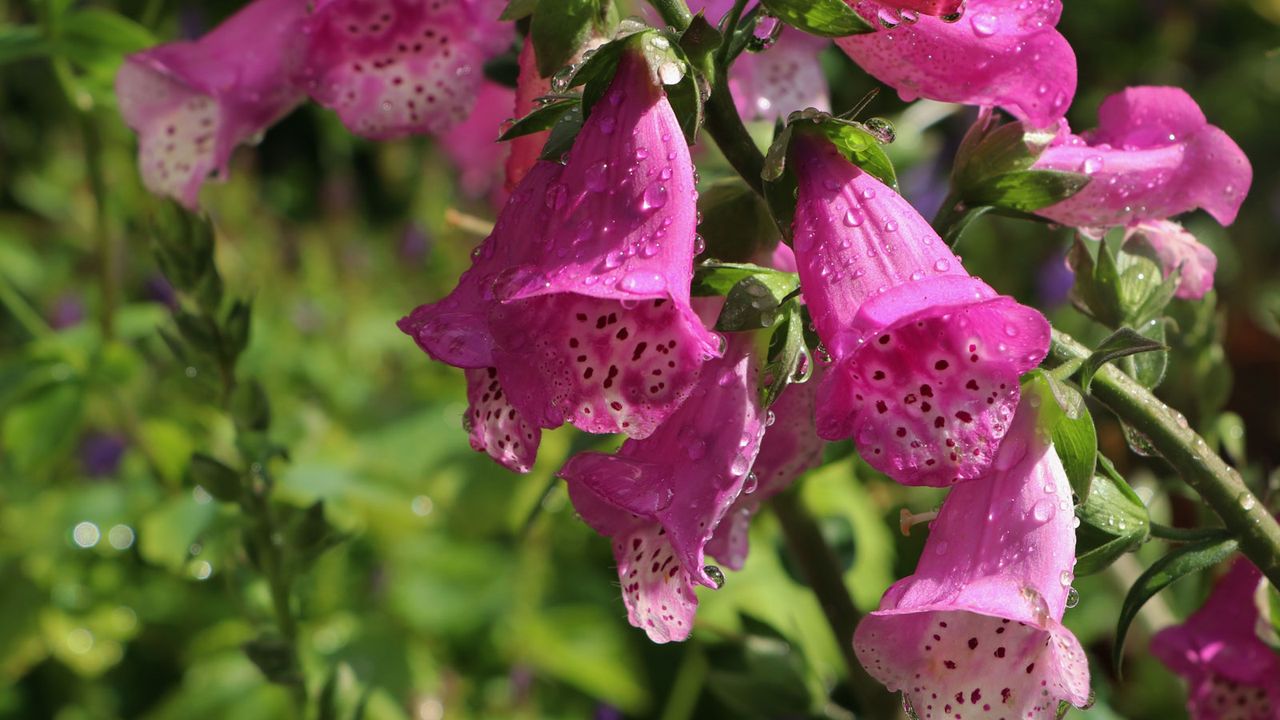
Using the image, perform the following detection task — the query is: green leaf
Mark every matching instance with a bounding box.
[965,169,1090,212]
[939,204,993,248]
[1078,327,1168,392]
[1113,534,1238,674]
[538,102,584,161]
[500,0,540,21]
[816,120,897,190]
[1,381,85,475]
[1053,403,1097,503]
[0,25,49,66]
[954,120,1057,187]
[498,98,580,140]
[715,272,800,332]
[59,9,155,69]
[697,179,778,262]
[1120,319,1168,389]
[758,0,875,36]
[1068,235,1123,328]
[1074,456,1150,575]
[691,262,775,296]
[760,302,808,407]
[186,453,241,503]
[530,0,607,77]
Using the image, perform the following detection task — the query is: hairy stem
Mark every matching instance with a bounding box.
[647,0,693,29]
[1047,330,1280,587]
[771,490,896,716]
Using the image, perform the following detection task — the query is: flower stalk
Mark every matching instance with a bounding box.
[1046,329,1280,587]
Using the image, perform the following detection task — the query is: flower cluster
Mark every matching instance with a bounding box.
[118,0,1263,715]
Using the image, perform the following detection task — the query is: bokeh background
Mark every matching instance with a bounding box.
[1,0,1279,718]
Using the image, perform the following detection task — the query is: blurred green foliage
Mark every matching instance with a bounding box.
[0,0,1278,718]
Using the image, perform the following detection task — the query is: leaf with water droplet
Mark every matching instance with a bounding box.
[1078,326,1168,393]
[758,0,875,36]
[1074,455,1149,576]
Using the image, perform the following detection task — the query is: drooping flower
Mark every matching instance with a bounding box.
[706,243,825,569]
[854,396,1092,718]
[561,332,766,642]
[399,50,721,470]
[1125,220,1218,300]
[790,132,1050,486]
[1151,560,1280,720]
[506,39,552,192]
[837,0,1076,128]
[441,80,514,204]
[298,0,511,139]
[1033,86,1252,230]
[115,0,308,208]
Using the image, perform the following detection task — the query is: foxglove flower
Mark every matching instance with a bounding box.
[1125,220,1218,300]
[506,39,551,192]
[561,333,766,643]
[399,51,721,470]
[1033,86,1252,230]
[854,396,1092,718]
[298,0,510,139]
[441,80,513,204]
[115,0,307,208]
[1151,560,1280,720]
[837,0,1076,127]
[791,133,1049,486]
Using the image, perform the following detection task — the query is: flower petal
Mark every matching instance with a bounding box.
[837,0,1075,127]
[729,30,830,121]
[1034,87,1252,228]
[613,524,700,643]
[442,81,513,203]
[115,0,306,207]
[506,39,551,192]
[299,0,509,139]
[1125,220,1217,300]
[464,367,540,473]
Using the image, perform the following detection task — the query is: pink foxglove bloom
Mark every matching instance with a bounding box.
[854,396,1092,718]
[1151,560,1280,720]
[837,0,1076,127]
[442,80,514,204]
[115,0,307,208]
[791,133,1049,486]
[1125,220,1218,300]
[506,40,552,192]
[1033,86,1252,230]
[706,366,823,570]
[399,52,721,469]
[298,0,510,139]
[729,30,830,121]
[561,333,765,643]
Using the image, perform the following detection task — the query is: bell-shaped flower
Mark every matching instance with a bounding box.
[1125,220,1218,300]
[298,0,510,139]
[399,51,721,470]
[462,367,540,473]
[836,0,1076,128]
[706,366,823,569]
[115,0,307,208]
[561,332,766,643]
[506,39,552,192]
[791,133,1049,486]
[441,80,514,205]
[1033,86,1252,231]
[854,396,1092,718]
[1151,560,1280,719]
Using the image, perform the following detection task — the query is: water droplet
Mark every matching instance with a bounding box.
[585,161,608,192]
[694,235,706,254]
[620,271,665,294]
[1065,587,1080,608]
[876,7,901,28]
[641,181,668,211]
[1239,492,1257,511]
[883,219,898,232]
[864,117,896,144]
[685,438,707,460]
[934,258,951,272]
[860,187,877,200]
[970,12,999,36]
[844,209,865,227]
[657,60,684,85]
[1032,499,1055,523]
[743,472,758,494]
[934,540,950,556]
[1059,570,1073,586]
[1082,156,1103,175]
[704,565,725,588]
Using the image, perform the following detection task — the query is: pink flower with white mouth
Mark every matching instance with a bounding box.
[790,132,1049,487]
[854,396,1092,719]
[1034,87,1252,231]
[298,0,510,139]
[115,0,308,208]
[837,0,1077,127]
[1125,220,1219,301]
[1151,560,1280,720]
[561,332,766,643]
[399,51,721,470]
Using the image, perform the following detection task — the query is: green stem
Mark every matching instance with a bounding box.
[647,0,693,29]
[771,490,896,717]
[1046,329,1280,587]
[648,0,766,195]
[0,271,55,341]
[658,643,708,720]
[81,114,117,341]
[1149,523,1231,543]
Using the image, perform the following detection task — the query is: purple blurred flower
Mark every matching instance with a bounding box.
[49,294,85,330]
[80,432,128,478]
